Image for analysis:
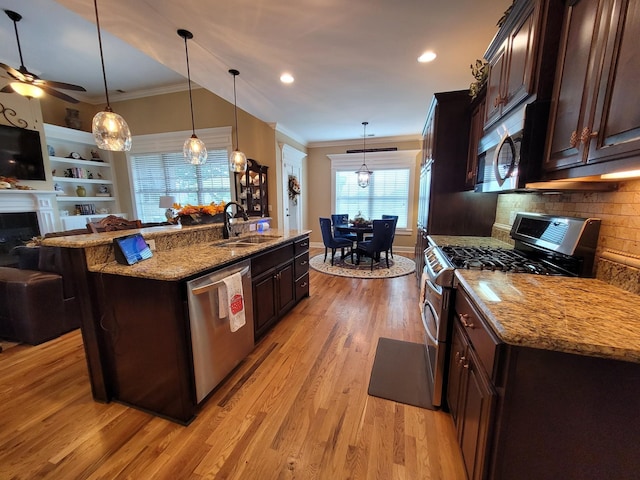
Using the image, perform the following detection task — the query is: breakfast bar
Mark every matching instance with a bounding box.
[42,222,311,424]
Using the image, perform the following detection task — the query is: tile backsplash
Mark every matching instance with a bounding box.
[493,179,640,293]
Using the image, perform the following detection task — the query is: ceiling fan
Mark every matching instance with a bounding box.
[0,9,86,103]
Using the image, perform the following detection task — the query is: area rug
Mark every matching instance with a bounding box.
[309,253,415,279]
[368,337,434,410]
[0,339,20,352]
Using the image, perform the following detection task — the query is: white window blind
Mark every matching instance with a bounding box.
[130,149,231,223]
[127,127,234,223]
[329,149,420,231]
[334,169,410,228]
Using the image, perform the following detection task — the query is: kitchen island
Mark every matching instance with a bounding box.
[43,222,311,424]
[450,269,640,479]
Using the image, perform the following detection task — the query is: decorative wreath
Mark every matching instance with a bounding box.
[288,175,301,202]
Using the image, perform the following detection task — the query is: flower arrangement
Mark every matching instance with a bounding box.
[0,176,32,190]
[288,175,301,203]
[174,201,227,225]
[351,211,371,227]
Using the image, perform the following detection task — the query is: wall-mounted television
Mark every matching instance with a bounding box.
[0,124,46,181]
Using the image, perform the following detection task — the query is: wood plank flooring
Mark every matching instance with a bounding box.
[0,250,466,480]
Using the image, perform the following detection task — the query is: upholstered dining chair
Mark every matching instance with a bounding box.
[331,214,357,243]
[355,218,395,270]
[319,217,353,266]
[381,215,398,258]
[87,215,142,233]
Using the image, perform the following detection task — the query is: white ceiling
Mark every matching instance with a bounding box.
[0,0,510,145]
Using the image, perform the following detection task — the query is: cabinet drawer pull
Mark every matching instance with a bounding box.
[459,313,474,328]
[300,242,308,248]
[569,130,579,148]
[300,282,307,288]
[580,127,598,144]
[300,260,308,266]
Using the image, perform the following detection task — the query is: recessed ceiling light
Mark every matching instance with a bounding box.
[418,51,437,63]
[280,73,294,84]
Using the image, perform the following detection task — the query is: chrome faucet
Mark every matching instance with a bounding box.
[223,201,249,239]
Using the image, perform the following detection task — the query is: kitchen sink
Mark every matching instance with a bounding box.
[217,235,282,248]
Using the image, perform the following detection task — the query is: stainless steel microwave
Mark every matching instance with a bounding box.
[475,100,550,193]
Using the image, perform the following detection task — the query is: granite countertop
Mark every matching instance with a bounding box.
[427,235,512,248]
[45,226,311,282]
[455,269,640,363]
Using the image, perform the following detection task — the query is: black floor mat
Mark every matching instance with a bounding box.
[367,337,435,410]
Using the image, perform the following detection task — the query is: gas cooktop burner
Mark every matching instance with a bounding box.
[440,246,560,275]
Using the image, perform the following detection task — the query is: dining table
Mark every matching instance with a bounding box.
[335,223,373,242]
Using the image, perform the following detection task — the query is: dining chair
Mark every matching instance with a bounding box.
[363,215,397,257]
[87,215,142,233]
[331,213,357,243]
[319,217,353,265]
[381,215,398,258]
[355,218,395,270]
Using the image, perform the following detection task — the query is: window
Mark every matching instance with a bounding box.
[127,127,233,223]
[329,150,420,231]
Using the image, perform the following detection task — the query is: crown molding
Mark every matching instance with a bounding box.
[307,133,421,149]
[83,83,191,105]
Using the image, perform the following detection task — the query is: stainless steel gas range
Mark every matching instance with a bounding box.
[420,212,601,408]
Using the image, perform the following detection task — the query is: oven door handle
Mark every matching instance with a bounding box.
[423,302,440,345]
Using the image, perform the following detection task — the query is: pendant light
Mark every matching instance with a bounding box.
[356,121,373,188]
[178,29,207,165]
[228,69,247,173]
[91,0,132,151]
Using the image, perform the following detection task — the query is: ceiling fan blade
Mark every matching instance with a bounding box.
[0,62,25,81]
[0,84,15,93]
[42,79,86,92]
[40,84,80,104]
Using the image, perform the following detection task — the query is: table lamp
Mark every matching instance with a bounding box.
[159,196,176,221]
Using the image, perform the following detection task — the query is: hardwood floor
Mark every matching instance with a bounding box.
[0,251,466,480]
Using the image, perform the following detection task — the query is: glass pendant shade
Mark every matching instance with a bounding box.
[183,134,207,165]
[92,108,132,151]
[356,166,372,188]
[178,29,207,166]
[228,69,247,172]
[10,81,43,98]
[355,121,372,188]
[93,0,131,152]
[229,149,247,172]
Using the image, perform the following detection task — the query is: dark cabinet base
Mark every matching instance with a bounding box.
[93,274,195,424]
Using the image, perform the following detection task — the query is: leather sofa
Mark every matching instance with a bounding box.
[0,228,87,345]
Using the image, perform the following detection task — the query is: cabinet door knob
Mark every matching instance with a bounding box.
[459,313,474,328]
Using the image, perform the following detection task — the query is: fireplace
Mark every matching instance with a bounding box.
[0,190,58,266]
[0,212,40,266]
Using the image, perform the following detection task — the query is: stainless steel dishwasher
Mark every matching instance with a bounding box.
[187,260,254,403]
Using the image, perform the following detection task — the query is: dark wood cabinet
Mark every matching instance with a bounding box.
[234,158,269,217]
[293,236,309,301]
[92,274,195,424]
[466,88,487,189]
[448,296,497,480]
[483,0,563,129]
[251,238,308,339]
[449,282,640,479]
[484,0,536,127]
[544,0,640,178]
[414,91,498,276]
